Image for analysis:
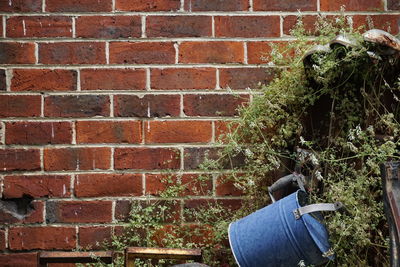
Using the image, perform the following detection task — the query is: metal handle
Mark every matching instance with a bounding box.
[293,202,343,220]
[268,173,305,203]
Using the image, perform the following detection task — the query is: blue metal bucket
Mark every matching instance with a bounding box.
[228,190,338,267]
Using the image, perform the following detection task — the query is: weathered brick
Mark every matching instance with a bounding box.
[0,95,41,117]
[253,0,316,11]
[39,42,106,64]
[79,226,112,249]
[219,68,276,90]
[151,68,216,90]
[75,173,143,197]
[145,121,212,143]
[80,69,146,90]
[110,42,175,64]
[320,0,384,11]
[183,94,249,117]
[3,175,70,198]
[184,199,242,222]
[147,16,212,37]
[116,0,180,11]
[215,120,239,143]
[0,0,41,12]
[179,42,244,64]
[114,94,180,118]
[44,147,111,171]
[388,0,400,10]
[184,0,249,11]
[146,173,212,196]
[215,16,280,38]
[216,176,244,196]
[114,148,180,170]
[76,16,141,38]
[9,227,76,250]
[44,95,110,117]
[247,41,290,64]
[6,121,72,145]
[115,200,180,223]
[283,15,318,35]
[6,16,72,38]
[46,201,112,223]
[76,121,142,143]
[0,201,44,224]
[11,69,77,92]
[183,147,245,169]
[352,15,400,34]
[0,229,5,251]
[46,0,112,12]
[0,42,35,64]
[0,149,40,172]
[0,69,5,91]
[0,253,37,267]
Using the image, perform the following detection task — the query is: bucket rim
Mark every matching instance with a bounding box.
[228,222,243,267]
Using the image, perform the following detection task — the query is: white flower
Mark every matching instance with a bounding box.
[298,260,306,267]
[315,170,323,181]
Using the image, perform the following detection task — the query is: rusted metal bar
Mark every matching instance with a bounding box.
[38,251,113,267]
[381,162,400,267]
[124,247,202,267]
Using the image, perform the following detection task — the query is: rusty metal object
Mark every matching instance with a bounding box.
[125,247,202,267]
[363,29,400,54]
[38,251,113,267]
[381,162,400,267]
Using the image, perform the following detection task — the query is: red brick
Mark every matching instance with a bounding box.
[116,0,180,11]
[75,173,142,197]
[115,200,180,223]
[183,147,245,169]
[184,199,242,222]
[145,121,212,143]
[147,16,212,37]
[39,42,106,64]
[77,121,142,144]
[0,253,37,267]
[46,0,112,12]
[151,68,216,90]
[9,227,76,250]
[283,15,318,35]
[247,41,290,64]
[184,0,249,11]
[3,175,71,198]
[0,149,40,172]
[114,148,180,170]
[215,16,280,38]
[79,226,112,249]
[7,16,72,38]
[215,120,239,143]
[388,0,400,10]
[179,42,244,64]
[11,69,77,92]
[110,42,175,64]
[44,95,110,118]
[6,121,72,145]
[80,69,146,90]
[0,70,5,91]
[352,15,400,35]
[44,147,111,171]
[46,201,112,223]
[320,0,384,11]
[0,201,44,224]
[0,43,35,64]
[76,16,141,38]
[184,94,249,117]
[146,173,212,196]
[216,176,244,196]
[0,229,5,251]
[0,95,41,117]
[114,94,180,118]
[0,0,41,12]
[253,0,316,11]
[219,68,276,90]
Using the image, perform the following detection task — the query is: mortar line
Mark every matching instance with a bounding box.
[112,0,116,12]
[180,0,185,11]
[43,198,47,225]
[75,226,79,249]
[71,174,76,197]
[1,121,5,145]
[180,147,184,170]
[5,69,12,91]
[109,95,114,117]
[243,42,248,64]
[2,16,6,38]
[71,17,76,38]
[174,42,179,64]
[279,15,284,37]
[249,0,253,11]
[215,68,220,90]
[317,0,321,12]
[110,147,115,171]
[211,16,215,37]
[141,120,145,144]
[180,93,185,117]
[141,16,146,38]
[146,68,151,90]
[40,147,44,171]
[111,200,116,223]
[42,0,46,12]
[0,175,3,198]
[211,121,215,143]
[212,173,217,197]
[34,43,39,64]
[72,121,76,144]
[40,94,44,117]
[105,42,110,64]
[142,173,146,196]
[76,69,81,91]
[0,64,279,69]
[384,0,388,11]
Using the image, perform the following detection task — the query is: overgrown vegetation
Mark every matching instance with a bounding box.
[89,14,400,266]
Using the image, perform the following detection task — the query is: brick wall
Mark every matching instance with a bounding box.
[0,0,399,265]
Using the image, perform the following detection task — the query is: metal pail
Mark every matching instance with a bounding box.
[228,190,338,267]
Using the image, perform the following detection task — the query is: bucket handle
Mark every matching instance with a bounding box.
[268,173,306,203]
[293,202,343,220]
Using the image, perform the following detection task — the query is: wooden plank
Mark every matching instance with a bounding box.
[39,251,113,264]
